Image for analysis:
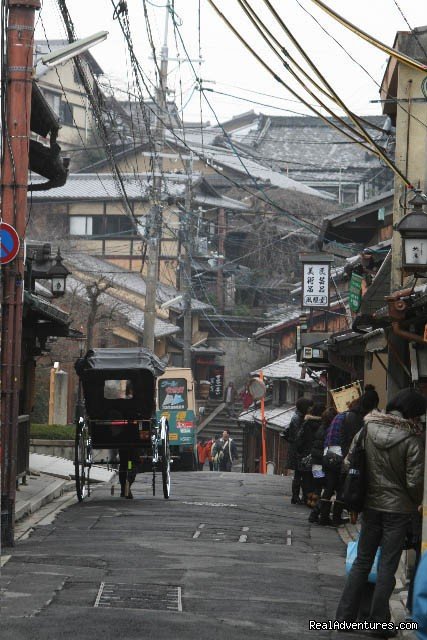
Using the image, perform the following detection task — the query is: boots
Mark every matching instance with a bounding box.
[332,500,349,526]
[318,499,332,526]
[307,493,319,508]
[119,470,135,499]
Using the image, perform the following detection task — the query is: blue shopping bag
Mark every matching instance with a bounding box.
[346,537,381,584]
[412,551,427,640]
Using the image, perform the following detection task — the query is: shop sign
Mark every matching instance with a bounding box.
[330,381,362,413]
[209,365,224,399]
[349,272,363,312]
[158,378,187,410]
[302,263,330,307]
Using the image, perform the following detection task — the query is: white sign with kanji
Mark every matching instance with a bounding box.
[302,263,330,307]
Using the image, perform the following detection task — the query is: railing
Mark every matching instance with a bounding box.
[17,414,30,480]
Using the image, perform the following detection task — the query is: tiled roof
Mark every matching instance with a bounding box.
[240,115,388,183]
[29,172,248,211]
[66,276,179,339]
[253,306,301,338]
[251,353,304,381]
[64,253,211,313]
[238,403,296,431]
[29,173,187,201]
[165,133,333,200]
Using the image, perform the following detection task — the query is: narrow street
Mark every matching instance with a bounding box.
[2,472,353,640]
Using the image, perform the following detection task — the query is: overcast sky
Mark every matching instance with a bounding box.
[35,0,427,124]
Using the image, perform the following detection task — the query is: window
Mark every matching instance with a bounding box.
[60,101,74,126]
[105,215,134,236]
[43,90,61,117]
[70,216,92,236]
[104,379,133,400]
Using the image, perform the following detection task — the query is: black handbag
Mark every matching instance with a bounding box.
[299,454,312,471]
[342,427,367,512]
[322,450,343,470]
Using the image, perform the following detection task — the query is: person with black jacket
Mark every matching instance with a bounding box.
[284,397,313,504]
[308,406,337,523]
[336,388,425,635]
[320,385,379,526]
[296,402,324,504]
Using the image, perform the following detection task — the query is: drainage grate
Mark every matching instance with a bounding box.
[94,582,182,611]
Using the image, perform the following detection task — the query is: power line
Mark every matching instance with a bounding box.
[243,0,411,186]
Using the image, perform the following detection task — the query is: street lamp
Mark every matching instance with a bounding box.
[41,31,108,67]
[48,248,70,297]
[395,190,427,273]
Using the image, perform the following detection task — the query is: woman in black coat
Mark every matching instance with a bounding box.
[296,403,324,504]
[308,407,337,523]
[284,397,313,504]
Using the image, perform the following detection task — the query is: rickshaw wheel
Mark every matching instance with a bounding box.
[75,421,91,501]
[161,433,171,499]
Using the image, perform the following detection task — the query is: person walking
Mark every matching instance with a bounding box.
[283,397,313,505]
[224,381,237,417]
[197,438,207,471]
[240,384,253,411]
[295,402,325,505]
[320,385,379,526]
[219,430,238,471]
[204,437,214,471]
[336,388,425,637]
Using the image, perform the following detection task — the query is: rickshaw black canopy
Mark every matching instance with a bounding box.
[75,347,165,376]
[75,348,166,424]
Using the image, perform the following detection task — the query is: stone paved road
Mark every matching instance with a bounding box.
[1,472,357,640]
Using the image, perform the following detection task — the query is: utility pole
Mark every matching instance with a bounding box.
[182,157,193,368]
[143,2,170,352]
[216,208,226,313]
[1,0,41,547]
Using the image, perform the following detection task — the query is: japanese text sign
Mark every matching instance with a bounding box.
[302,263,330,308]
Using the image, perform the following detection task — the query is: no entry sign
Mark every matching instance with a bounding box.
[0,222,20,265]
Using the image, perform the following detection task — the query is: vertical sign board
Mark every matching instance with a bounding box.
[302,262,330,308]
[209,365,224,399]
[349,272,363,312]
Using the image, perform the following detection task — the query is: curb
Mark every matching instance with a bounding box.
[15,478,69,522]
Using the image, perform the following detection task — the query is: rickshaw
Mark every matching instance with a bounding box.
[74,347,171,502]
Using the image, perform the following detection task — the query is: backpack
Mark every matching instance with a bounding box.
[212,442,223,463]
[342,426,367,513]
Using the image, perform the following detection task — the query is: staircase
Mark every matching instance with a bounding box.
[197,398,244,465]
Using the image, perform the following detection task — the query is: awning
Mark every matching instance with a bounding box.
[238,403,296,432]
[251,353,305,381]
[23,291,76,339]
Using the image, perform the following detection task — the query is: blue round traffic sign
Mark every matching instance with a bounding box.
[0,222,20,265]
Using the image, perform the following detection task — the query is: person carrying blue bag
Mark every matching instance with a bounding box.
[336,388,425,638]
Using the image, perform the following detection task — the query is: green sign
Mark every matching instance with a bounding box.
[156,409,196,445]
[349,272,363,312]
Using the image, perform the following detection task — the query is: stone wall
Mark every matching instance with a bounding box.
[209,337,271,389]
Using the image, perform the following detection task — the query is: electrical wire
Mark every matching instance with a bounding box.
[392,0,427,60]
[241,0,412,186]
[295,0,427,135]
[309,0,427,73]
